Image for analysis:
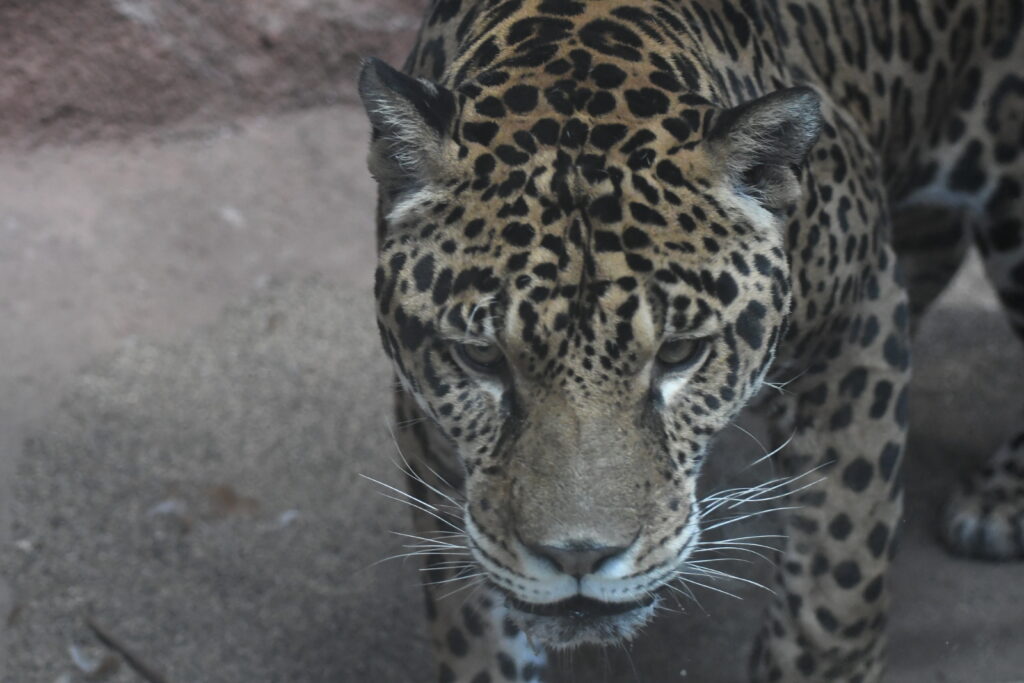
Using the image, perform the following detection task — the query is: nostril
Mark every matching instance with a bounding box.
[527,542,629,578]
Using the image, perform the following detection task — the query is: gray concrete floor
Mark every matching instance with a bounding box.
[1,104,1023,682]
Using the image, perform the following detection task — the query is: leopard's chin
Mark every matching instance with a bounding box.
[506,595,658,649]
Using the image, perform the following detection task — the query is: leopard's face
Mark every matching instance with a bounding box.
[363,60,817,647]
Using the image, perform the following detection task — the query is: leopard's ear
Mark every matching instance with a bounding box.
[709,87,822,213]
[358,57,456,202]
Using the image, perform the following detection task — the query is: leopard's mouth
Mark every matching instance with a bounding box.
[504,593,659,647]
[508,594,656,618]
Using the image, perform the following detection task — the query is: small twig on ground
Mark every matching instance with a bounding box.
[85,617,172,683]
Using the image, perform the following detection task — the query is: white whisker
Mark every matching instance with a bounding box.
[368,489,464,532]
[370,548,470,567]
[678,565,774,595]
[729,421,768,455]
[438,577,487,601]
[674,576,743,600]
[697,533,787,544]
[420,562,477,571]
[422,572,487,587]
[744,429,796,469]
[663,582,709,614]
[360,473,438,511]
[390,531,466,548]
[703,505,802,532]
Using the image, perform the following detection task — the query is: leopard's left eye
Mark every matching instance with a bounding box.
[453,342,506,374]
[656,337,709,372]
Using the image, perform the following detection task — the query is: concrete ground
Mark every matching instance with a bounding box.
[1,104,1023,683]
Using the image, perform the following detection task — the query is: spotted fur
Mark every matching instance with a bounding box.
[358,1,1024,681]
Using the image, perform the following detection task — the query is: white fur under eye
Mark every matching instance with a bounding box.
[658,374,692,404]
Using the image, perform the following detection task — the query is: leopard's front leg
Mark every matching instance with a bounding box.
[416,523,547,683]
[394,395,548,683]
[752,282,910,683]
[420,579,547,683]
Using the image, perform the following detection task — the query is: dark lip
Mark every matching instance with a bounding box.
[507,594,656,619]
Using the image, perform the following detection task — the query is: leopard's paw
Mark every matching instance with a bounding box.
[941,433,1024,560]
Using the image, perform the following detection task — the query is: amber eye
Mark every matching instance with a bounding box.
[656,337,709,371]
[454,342,506,374]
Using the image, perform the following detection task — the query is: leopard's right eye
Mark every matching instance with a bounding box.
[454,342,506,374]
[655,337,710,373]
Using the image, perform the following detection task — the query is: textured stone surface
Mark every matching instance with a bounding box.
[0,0,427,149]
[4,277,432,682]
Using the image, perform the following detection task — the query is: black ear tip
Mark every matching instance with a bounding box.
[366,57,396,78]
[357,57,380,97]
[358,56,425,104]
[358,57,404,93]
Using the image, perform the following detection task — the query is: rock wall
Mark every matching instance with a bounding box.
[0,0,429,148]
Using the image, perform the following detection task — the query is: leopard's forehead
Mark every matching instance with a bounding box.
[453,60,715,138]
[385,75,762,275]
[379,134,784,384]
[449,60,721,180]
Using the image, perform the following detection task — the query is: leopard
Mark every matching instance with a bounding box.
[355,0,1024,681]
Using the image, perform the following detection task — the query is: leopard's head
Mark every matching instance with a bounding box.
[359,57,820,647]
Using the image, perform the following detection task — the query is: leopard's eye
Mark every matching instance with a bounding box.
[656,337,709,371]
[454,342,506,374]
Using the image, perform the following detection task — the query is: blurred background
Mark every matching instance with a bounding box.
[0,1,1021,681]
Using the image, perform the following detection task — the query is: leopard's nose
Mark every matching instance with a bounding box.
[524,541,629,578]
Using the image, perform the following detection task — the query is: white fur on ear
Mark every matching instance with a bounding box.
[710,87,823,215]
[357,57,456,204]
